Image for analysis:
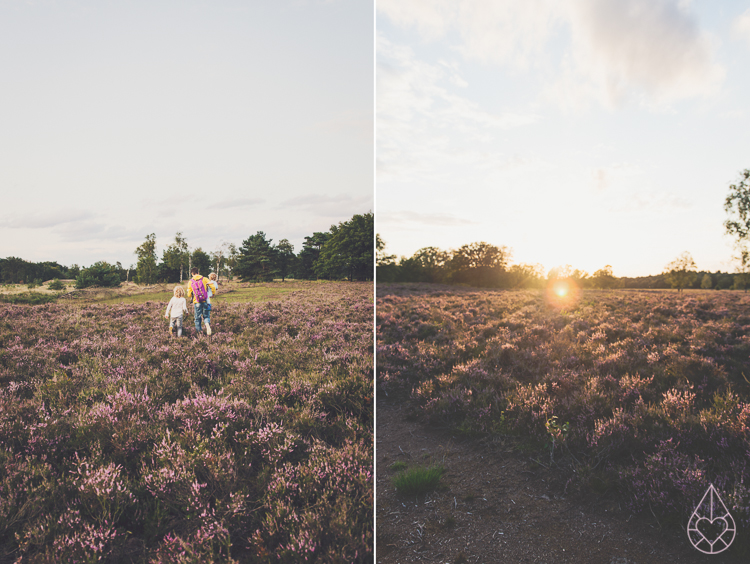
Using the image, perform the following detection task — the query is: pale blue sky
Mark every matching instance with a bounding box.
[0,0,373,268]
[376,0,750,277]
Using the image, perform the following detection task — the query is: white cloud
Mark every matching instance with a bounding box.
[378,0,560,68]
[377,36,540,182]
[376,0,457,41]
[378,210,478,227]
[733,8,750,42]
[315,110,374,143]
[0,209,94,229]
[279,193,372,217]
[379,0,724,109]
[608,190,692,213]
[53,221,140,243]
[561,0,724,107]
[208,198,265,210]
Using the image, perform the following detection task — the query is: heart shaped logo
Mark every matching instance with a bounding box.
[696,517,727,542]
[687,484,736,554]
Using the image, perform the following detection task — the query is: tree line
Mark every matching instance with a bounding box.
[377,238,750,291]
[1,212,373,289]
[0,258,79,286]
[376,169,750,292]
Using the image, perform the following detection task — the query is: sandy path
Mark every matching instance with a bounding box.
[376,399,745,564]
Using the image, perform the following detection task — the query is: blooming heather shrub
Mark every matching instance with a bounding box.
[0,282,373,562]
[377,284,750,527]
[619,439,707,518]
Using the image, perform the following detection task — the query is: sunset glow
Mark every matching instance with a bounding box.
[546,278,579,307]
[376,2,748,277]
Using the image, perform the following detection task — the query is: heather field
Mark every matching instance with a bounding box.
[0,282,373,563]
[377,284,750,543]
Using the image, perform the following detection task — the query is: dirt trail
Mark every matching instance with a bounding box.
[376,399,744,564]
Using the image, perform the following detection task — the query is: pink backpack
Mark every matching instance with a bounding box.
[191,278,208,302]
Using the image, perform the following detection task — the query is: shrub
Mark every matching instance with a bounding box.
[377,286,750,526]
[0,292,57,305]
[76,262,121,289]
[0,281,373,562]
[392,464,445,495]
[48,279,65,291]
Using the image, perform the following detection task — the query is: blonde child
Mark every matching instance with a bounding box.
[207,272,219,314]
[165,285,188,338]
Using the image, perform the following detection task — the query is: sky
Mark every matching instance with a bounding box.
[0,0,373,268]
[376,0,750,278]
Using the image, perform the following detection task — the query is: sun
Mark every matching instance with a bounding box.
[553,281,569,297]
[546,278,579,307]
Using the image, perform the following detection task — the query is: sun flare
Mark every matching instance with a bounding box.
[553,281,569,297]
[546,279,579,306]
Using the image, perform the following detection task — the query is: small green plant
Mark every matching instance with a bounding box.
[389,461,408,472]
[49,279,65,291]
[545,415,569,464]
[392,464,445,495]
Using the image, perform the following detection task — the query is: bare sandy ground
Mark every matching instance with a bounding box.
[376,399,747,564]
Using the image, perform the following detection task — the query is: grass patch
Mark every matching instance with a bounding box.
[97,291,174,305]
[0,292,58,305]
[97,286,297,305]
[215,286,296,303]
[392,464,445,496]
[389,461,408,472]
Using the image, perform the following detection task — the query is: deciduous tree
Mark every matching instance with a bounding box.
[724,169,750,269]
[664,251,697,293]
[592,265,617,289]
[450,242,510,286]
[162,232,189,283]
[135,234,158,285]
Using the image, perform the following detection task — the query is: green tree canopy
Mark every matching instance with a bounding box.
[405,246,450,283]
[76,262,122,289]
[592,265,617,289]
[274,239,295,282]
[135,234,158,285]
[724,169,750,268]
[296,232,331,280]
[235,232,277,281]
[506,263,544,289]
[664,251,697,293]
[375,235,399,283]
[225,243,238,280]
[450,242,510,286]
[162,232,189,283]
[191,247,212,277]
[315,212,373,281]
[0,257,67,284]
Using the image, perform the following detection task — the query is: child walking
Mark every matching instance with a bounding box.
[165,285,188,338]
[207,272,219,315]
[187,267,217,336]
